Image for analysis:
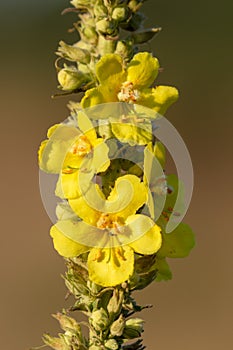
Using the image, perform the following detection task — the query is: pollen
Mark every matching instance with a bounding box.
[96,213,123,235]
[117,81,140,103]
[70,135,92,156]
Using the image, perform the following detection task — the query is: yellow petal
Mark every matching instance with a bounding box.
[81,87,105,108]
[128,219,162,255]
[111,122,152,146]
[139,86,179,114]
[69,185,103,225]
[77,111,97,143]
[127,52,159,89]
[88,246,134,287]
[55,170,81,199]
[107,175,148,219]
[55,219,110,248]
[50,224,89,258]
[96,54,124,84]
[92,138,110,173]
[38,140,47,167]
[39,124,80,173]
[47,124,60,138]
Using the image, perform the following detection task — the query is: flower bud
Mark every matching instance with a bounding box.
[110,315,125,337]
[94,0,108,20]
[112,5,129,22]
[83,25,98,44]
[89,346,102,350]
[57,66,86,91]
[105,339,119,350]
[90,308,109,332]
[115,40,133,61]
[43,334,70,350]
[52,313,81,335]
[71,0,91,7]
[96,19,117,36]
[123,318,144,339]
[75,40,93,52]
[128,0,143,12]
[57,41,91,64]
[107,289,124,316]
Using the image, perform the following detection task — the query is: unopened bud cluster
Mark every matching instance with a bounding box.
[56,0,161,92]
[43,257,150,349]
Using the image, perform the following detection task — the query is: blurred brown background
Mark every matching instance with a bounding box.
[0,0,232,349]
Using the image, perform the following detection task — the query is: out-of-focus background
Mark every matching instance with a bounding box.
[0,0,232,349]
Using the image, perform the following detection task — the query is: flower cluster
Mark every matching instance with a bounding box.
[38,1,195,348]
[39,100,194,288]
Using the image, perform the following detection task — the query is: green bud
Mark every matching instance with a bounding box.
[112,5,129,22]
[128,0,143,12]
[110,315,125,337]
[57,66,86,91]
[105,339,119,350]
[115,39,133,61]
[77,22,98,45]
[84,26,98,44]
[43,334,69,350]
[107,289,124,316]
[94,0,108,19]
[75,40,93,52]
[90,308,109,332]
[57,41,91,64]
[96,19,117,36]
[52,313,81,335]
[132,27,162,44]
[97,35,116,55]
[123,318,144,339]
[71,0,91,7]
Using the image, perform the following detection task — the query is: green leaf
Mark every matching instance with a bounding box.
[154,258,172,282]
[157,173,185,227]
[157,223,195,259]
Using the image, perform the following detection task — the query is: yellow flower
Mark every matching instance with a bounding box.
[50,175,162,287]
[38,112,110,199]
[81,52,179,115]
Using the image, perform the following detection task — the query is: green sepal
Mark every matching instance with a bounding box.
[131,27,161,44]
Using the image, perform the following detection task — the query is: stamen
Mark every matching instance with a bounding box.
[70,135,92,156]
[115,247,126,261]
[117,81,140,103]
[93,248,104,262]
[96,213,123,235]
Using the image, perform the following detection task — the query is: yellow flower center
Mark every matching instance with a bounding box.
[117,81,140,103]
[96,213,123,235]
[70,135,92,156]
